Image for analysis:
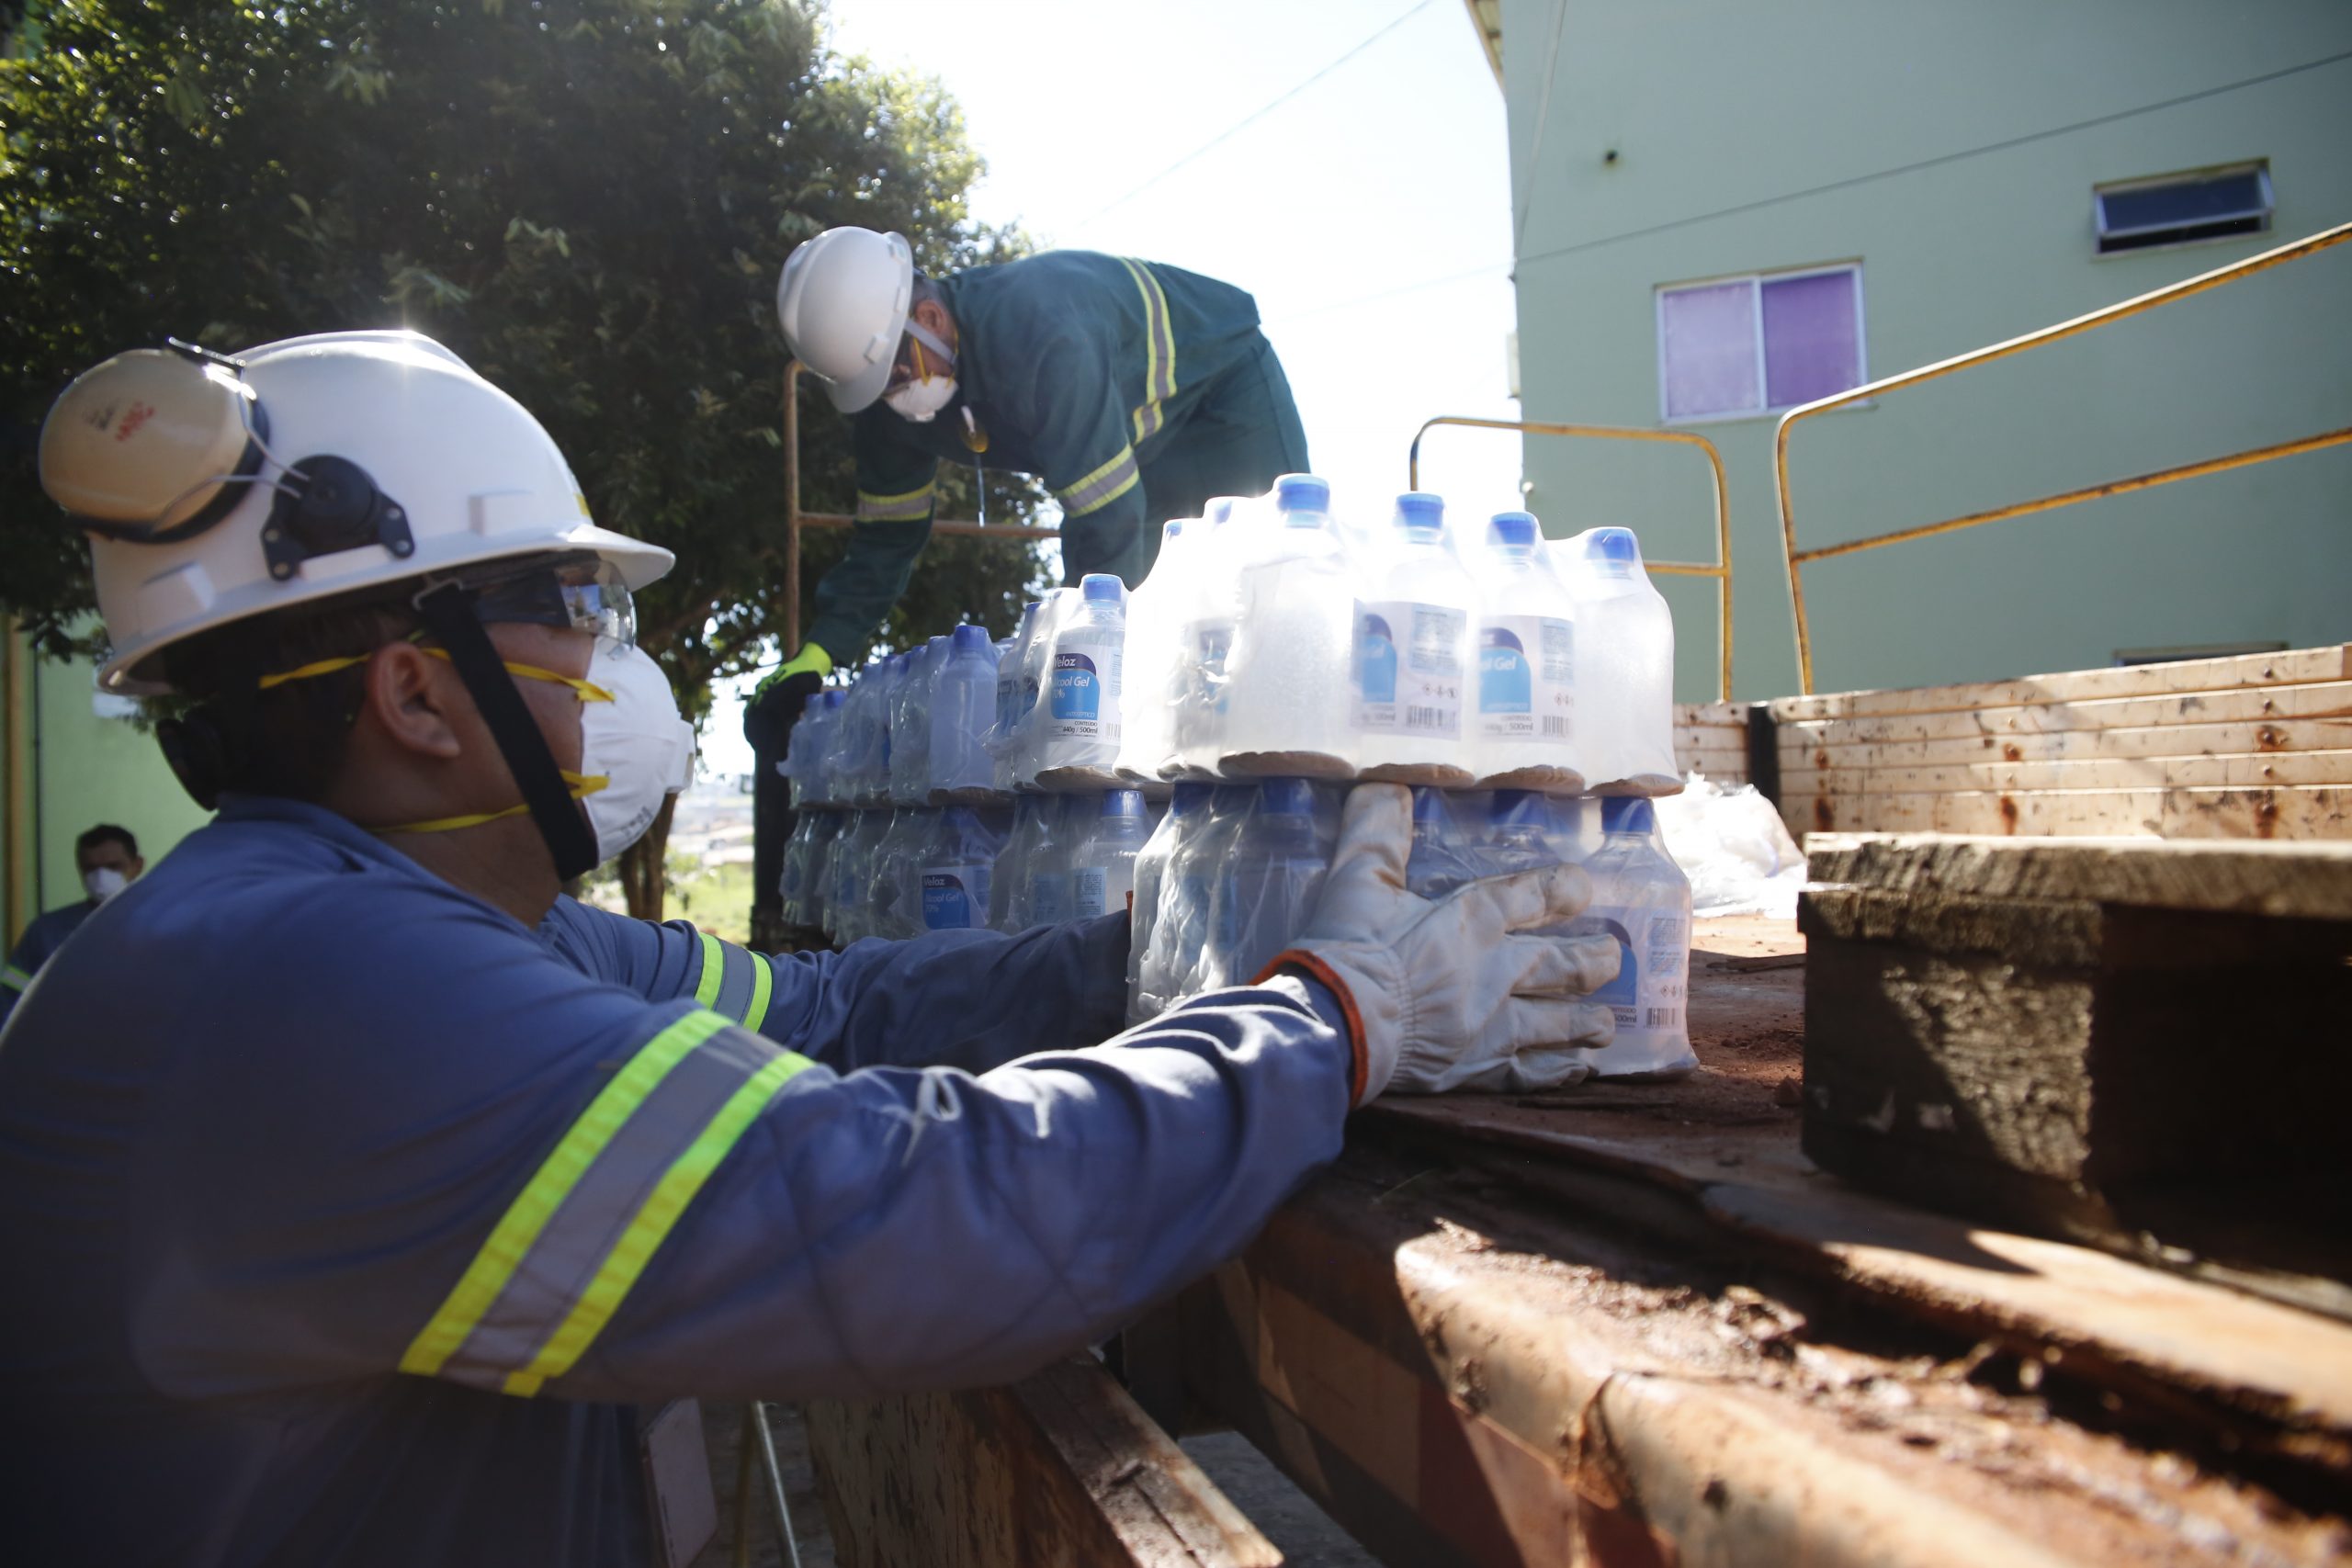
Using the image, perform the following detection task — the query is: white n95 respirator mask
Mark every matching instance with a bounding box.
[574,638,697,863]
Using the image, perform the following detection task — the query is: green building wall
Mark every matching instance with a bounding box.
[1498,0,2352,701]
[2,623,212,947]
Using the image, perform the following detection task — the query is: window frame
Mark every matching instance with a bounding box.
[1654,262,1869,426]
[2093,161,2273,257]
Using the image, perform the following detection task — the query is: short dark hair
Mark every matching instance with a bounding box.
[162,590,424,803]
[76,823,139,860]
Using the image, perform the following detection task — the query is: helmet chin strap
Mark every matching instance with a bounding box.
[412,582,601,882]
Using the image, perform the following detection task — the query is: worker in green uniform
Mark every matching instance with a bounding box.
[746,226,1308,750]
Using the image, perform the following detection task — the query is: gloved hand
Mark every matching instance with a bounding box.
[1259,784,1620,1102]
[742,642,831,756]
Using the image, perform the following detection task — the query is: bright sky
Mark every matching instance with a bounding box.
[703,0,1521,775]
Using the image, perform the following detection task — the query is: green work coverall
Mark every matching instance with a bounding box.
[803,251,1309,660]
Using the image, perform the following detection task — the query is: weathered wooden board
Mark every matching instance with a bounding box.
[1786,749,2352,794]
[1770,645,2351,724]
[1774,680,2352,749]
[806,1356,1278,1568]
[1785,784,2352,839]
[1800,838,2352,1285]
[1781,716,2352,770]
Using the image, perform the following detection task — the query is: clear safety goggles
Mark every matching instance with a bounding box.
[452,554,637,647]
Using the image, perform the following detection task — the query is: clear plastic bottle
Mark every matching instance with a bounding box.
[929,623,1001,804]
[1160,784,1252,996]
[783,690,828,810]
[1474,511,1584,792]
[1353,492,1475,787]
[1014,589,1075,790]
[1206,779,1333,988]
[1115,516,1199,785]
[1128,781,1209,1020]
[1562,798,1693,1077]
[870,806,934,940]
[1563,527,1679,795]
[778,808,822,926]
[992,601,1043,795]
[889,637,948,805]
[831,808,892,945]
[797,809,842,934]
[1219,476,1357,780]
[990,794,1042,931]
[1038,574,1127,790]
[918,806,1001,931]
[1069,788,1148,919]
[1405,786,1484,901]
[1023,795,1075,927]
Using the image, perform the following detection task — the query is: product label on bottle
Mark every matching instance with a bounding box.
[922,864,991,930]
[1072,866,1110,919]
[1354,600,1464,736]
[1029,870,1070,926]
[1574,907,1685,1031]
[1049,639,1123,741]
[1477,615,1574,739]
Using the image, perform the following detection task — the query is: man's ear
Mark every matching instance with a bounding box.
[910,297,954,341]
[362,642,466,761]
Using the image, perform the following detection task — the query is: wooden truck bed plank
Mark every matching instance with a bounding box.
[1179,917,2349,1565]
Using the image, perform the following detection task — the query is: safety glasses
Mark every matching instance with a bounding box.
[456,555,637,647]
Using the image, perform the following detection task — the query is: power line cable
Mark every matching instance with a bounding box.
[1069,0,1437,231]
[1272,46,2352,327]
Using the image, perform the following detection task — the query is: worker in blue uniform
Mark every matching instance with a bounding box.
[0,331,1619,1565]
[747,227,1309,750]
[0,822,143,1026]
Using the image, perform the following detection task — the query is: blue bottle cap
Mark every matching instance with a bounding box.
[1204,496,1238,525]
[952,623,990,653]
[1600,797,1657,835]
[927,633,951,651]
[1102,788,1145,818]
[1259,778,1316,816]
[1395,492,1445,536]
[1212,784,1255,812]
[1170,782,1213,815]
[1586,526,1642,565]
[1489,789,1547,827]
[1080,573,1125,604]
[823,690,844,709]
[1411,786,1450,825]
[1487,511,1539,548]
[1273,473,1330,515]
[1163,518,1185,541]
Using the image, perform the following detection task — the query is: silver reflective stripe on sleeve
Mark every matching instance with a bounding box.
[1056,446,1141,518]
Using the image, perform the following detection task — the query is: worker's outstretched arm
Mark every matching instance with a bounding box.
[802,408,942,659]
[539,897,1129,1075]
[130,876,1352,1404]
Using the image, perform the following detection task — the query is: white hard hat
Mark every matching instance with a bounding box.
[39,331,673,694]
[775,226,915,414]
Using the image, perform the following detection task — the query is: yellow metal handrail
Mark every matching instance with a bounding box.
[1408,415,1735,701]
[1774,220,2352,694]
[781,359,1058,653]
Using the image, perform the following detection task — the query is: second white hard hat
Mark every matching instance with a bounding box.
[775,226,915,414]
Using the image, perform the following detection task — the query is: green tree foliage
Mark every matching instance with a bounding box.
[2,0,1051,909]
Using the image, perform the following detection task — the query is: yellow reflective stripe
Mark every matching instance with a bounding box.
[398,1010,730,1378]
[501,1048,812,1394]
[261,648,613,702]
[1,964,31,992]
[1057,446,1140,517]
[855,484,936,523]
[258,653,369,689]
[1118,257,1176,444]
[693,931,727,1008]
[741,953,775,1034]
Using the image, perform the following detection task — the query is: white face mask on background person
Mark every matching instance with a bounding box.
[83,867,129,903]
[575,637,698,863]
[883,318,958,423]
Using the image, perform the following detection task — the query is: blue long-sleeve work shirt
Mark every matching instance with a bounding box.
[0,793,1353,1566]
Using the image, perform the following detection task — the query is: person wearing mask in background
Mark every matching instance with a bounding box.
[743,227,1309,756]
[0,330,1618,1563]
[0,823,144,1027]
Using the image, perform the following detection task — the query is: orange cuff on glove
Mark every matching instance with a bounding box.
[1256,949,1370,1108]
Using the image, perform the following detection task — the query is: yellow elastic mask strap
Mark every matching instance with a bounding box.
[379,770,610,838]
[258,644,615,704]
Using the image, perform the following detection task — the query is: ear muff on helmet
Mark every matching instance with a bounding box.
[40,339,417,576]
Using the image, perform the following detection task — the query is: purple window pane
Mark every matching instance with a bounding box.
[1659,280,1759,420]
[1761,270,1860,409]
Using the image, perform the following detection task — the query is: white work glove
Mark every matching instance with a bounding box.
[1257,784,1620,1102]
